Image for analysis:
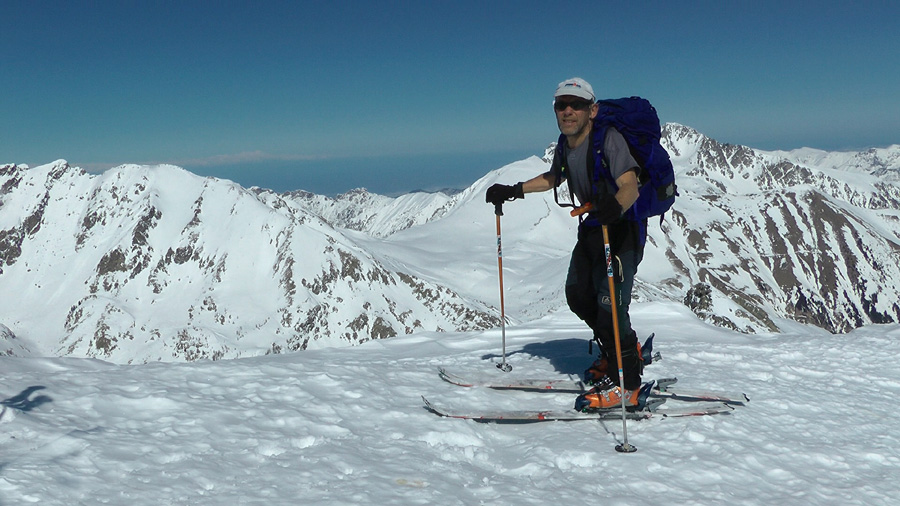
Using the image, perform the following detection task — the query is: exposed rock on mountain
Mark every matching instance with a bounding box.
[651,124,900,332]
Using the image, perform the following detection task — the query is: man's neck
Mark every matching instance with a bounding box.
[566,126,591,149]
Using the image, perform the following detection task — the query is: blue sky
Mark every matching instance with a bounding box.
[3,1,898,195]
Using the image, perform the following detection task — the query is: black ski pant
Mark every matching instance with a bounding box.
[565,221,645,390]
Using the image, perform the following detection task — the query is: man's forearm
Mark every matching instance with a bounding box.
[521,172,557,194]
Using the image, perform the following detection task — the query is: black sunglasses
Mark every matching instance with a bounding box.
[554,99,593,111]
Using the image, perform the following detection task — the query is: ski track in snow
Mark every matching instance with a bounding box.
[2,303,900,505]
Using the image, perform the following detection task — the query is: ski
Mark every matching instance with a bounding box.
[438,367,749,406]
[422,396,734,423]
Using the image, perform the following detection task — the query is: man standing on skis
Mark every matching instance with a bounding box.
[484,77,646,411]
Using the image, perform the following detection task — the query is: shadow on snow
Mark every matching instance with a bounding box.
[481,337,593,377]
[1,385,53,412]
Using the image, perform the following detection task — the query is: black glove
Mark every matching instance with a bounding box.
[485,182,524,206]
[591,195,623,224]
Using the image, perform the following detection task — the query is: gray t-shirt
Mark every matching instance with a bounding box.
[561,127,638,205]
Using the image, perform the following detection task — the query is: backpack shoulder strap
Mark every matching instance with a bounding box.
[551,135,576,210]
[590,124,616,190]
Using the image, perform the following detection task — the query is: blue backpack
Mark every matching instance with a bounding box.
[593,97,677,222]
[555,96,677,224]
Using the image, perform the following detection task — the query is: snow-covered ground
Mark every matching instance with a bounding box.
[3,302,899,505]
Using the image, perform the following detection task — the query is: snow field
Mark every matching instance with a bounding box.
[3,302,900,505]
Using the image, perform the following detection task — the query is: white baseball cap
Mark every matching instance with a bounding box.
[554,77,595,102]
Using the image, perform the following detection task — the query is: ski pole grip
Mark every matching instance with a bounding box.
[570,202,593,217]
[494,202,504,216]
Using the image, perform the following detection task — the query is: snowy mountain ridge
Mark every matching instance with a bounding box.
[2,125,899,364]
[653,124,900,332]
[280,187,455,239]
[0,162,498,363]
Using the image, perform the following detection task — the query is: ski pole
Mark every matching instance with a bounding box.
[603,224,636,453]
[494,203,512,373]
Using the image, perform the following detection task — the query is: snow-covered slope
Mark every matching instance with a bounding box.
[353,155,577,322]
[657,124,900,332]
[3,305,899,505]
[0,323,30,357]
[0,162,497,363]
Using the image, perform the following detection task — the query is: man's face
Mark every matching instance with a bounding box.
[554,95,596,139]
